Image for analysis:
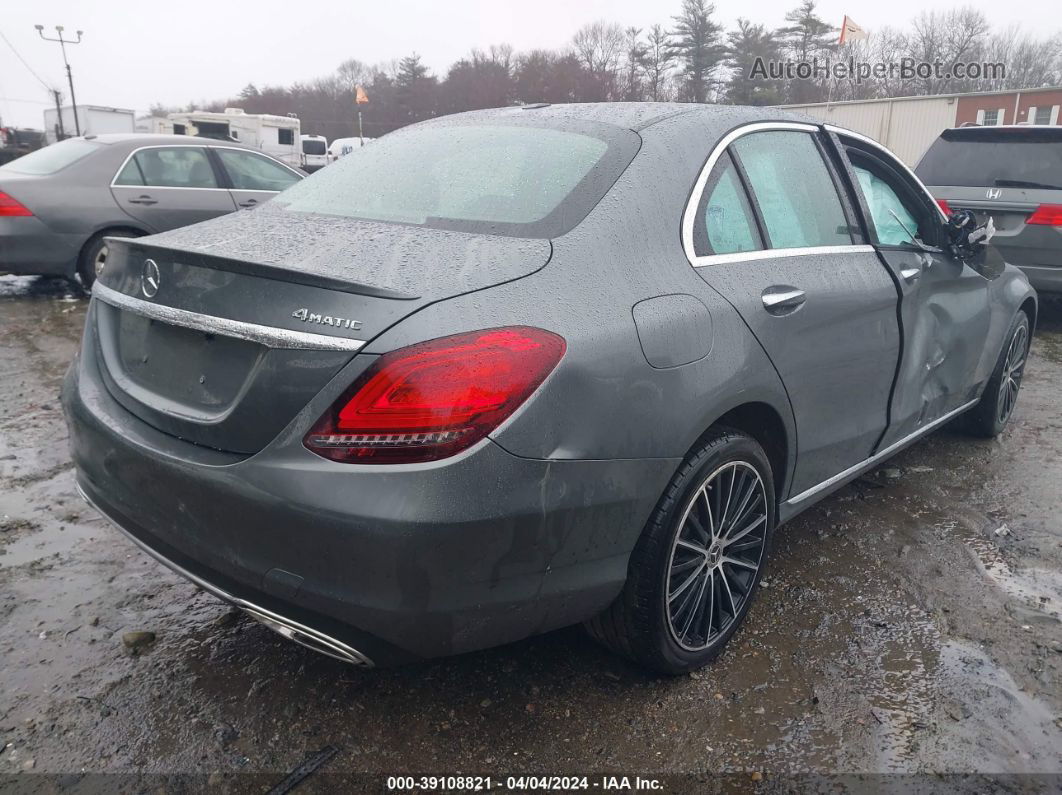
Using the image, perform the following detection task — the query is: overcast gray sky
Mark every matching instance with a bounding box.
[1,0,1058,128]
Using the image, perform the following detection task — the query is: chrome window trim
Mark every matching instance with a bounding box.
[692,244,875,267]
[682,121,876,267]
[823,124,948,222]
[92,282,364,353]
[784,398,978,508]
[109,143,301,190]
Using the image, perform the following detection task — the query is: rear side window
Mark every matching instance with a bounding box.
[121,147,218,188]
[0,138,100,175]
[275,122,638,238]
[278,128,295,146]
[693,152,763,256]
[216,149,300,191]
[732,131,852,249]
[916,130,1062,189]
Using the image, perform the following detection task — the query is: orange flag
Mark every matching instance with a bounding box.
[356,85,369,105]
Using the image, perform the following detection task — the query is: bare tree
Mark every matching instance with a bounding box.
[644,24,674,101]
[336,58,371,93]
[572,20,626,100]
[621,27,648,101]
[905,8,991,94]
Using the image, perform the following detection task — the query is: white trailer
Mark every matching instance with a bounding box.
[135,115,174,135]
[43,105,135,144]
[167,108,302,168]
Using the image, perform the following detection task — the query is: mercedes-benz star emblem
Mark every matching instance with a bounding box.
[141,259,160,298]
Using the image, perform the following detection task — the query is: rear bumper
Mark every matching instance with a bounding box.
[1015,264,1062,293]
[61,343,675,664]
[0,216,81,276]
[76,481,375,666]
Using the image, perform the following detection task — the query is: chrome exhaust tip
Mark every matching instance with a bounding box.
[239,604,374,667]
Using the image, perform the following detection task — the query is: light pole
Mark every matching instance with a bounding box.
[35,25,83,137]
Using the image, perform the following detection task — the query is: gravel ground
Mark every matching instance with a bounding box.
[1,275,1060,791]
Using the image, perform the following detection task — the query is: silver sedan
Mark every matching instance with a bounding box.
[0,133,303,287]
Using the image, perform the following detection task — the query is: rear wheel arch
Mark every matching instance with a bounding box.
[76,226,147,288]
[692,401,791,507]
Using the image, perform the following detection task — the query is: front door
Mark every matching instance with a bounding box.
[111,145,236,231]
[837,137,991,449]
[688,126,901,496]
[211,147,302,211]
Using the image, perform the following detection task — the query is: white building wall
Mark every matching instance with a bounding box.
[782,96,958,166]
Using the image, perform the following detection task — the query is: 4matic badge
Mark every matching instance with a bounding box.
[291,308,363,332]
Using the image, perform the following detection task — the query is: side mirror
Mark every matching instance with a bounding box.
[944,209,995,260]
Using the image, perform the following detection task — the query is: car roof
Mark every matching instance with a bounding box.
[84,133,262,149]
[434,102,811,132]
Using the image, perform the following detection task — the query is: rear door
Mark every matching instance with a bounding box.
[111,145,236,231]
[687,124,901,496]
[211,147,302,211]
[837,132,991,448]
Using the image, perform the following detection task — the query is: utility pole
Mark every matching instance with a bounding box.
[35,25,83,136]
[51,90,66,140]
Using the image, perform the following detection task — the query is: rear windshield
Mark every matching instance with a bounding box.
[275,121,639,237]
[916,130,1062,188]
[302,139,327,155]
[0,138,101,175]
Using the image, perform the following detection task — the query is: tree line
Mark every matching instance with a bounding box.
[151,0,1062,141]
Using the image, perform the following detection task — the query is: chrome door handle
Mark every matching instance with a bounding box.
[127,195,157,206]
[900,267,921,283]
[761,286,806,313]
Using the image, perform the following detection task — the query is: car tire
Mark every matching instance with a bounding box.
[76,230,140,291]
[585,428,776,675]
[964,311,1031,438]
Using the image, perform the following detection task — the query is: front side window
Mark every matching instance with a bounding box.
[853,165,921,246]
[731,131,852,249]
[127,147,217,188]
[216,149,300,192]
[693,152,762,256]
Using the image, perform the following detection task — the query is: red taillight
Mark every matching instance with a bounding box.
[1027,203,1062,226]
[305,327,566,464]
[0,191,32,217]
[936,198,952,216]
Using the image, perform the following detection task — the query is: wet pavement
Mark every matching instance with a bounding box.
[1,274,1061,788]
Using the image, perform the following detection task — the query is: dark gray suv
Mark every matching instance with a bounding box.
[917,125,1062,292]
[63,104,1036,674]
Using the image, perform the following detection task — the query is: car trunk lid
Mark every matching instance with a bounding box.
[91,209,552,454]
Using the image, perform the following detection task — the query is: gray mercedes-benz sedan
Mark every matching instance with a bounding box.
[62,103,1036,674]
[0,134,303,288]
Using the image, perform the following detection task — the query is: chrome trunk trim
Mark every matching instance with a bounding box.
[92,282,365,353]
[76,482,374,667]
